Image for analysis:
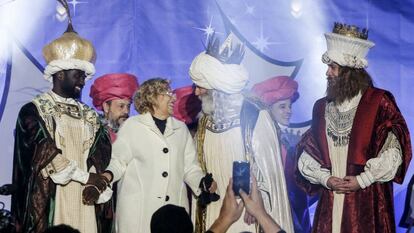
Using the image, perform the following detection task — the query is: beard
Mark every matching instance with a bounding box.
[108,118,120,131]
[116,114,129,125]
[326,75,360,104]
[326,67,373,104]
[326,76,342,103]
[107,113,129,131]
[198,91,214,115]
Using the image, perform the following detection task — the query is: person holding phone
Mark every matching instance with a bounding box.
[189,33,294,233]
[207,176,285,233]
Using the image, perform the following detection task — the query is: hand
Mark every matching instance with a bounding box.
[336,176,360,193]
[87,173,109,192]
[101,171,113,183]
[240,176,283,233]
[208,179,245,233]
[200,173,215,192]
[243,212,256,225]
[82,185,100,205]
[198,174,220,207]
[219,179,245,225]
[239,175,266,220]
[326,176,346,191]
[209,181,218,193]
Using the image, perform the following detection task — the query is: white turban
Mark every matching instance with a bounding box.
[189,52,249,94]
[43,58,95,82]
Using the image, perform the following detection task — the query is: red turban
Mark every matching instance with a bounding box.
[251,76,299,106]
[173,86,201,125]
[90,73,139,110]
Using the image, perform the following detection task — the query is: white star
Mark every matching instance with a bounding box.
[68,0,88,16]
[252,20,279,53]
[245,3,255,15]
[193,16,221,43]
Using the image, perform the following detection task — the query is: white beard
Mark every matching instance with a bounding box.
[198,90,244,125]
[199,91,214,116]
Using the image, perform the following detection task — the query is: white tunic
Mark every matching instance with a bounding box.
[34,91,105,233]
[198,110,294,233]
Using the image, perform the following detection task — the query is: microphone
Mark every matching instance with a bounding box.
[0,184,17,195]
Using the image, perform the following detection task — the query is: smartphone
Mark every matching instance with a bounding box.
[232,161,250,197]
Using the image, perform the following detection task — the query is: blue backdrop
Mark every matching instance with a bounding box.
[0,0,413,232]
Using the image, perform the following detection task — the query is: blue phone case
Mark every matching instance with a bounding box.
[232,161,250,196]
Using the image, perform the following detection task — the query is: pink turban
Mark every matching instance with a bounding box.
[251,76,299,105]
[90,73,139,110]
[173,86,201,125]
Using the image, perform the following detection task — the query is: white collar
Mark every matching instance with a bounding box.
[335,92,362,112]
[49,90,79,105]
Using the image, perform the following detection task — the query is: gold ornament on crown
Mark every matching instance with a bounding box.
[42,0,95,64]
[332,22,369,40]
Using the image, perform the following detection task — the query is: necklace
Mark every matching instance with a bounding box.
[325,102,357,147]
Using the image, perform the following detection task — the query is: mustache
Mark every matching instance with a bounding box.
[119,114,129,119]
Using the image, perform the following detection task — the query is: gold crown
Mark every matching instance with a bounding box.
[42,25,96,64]
[332,22,369,40]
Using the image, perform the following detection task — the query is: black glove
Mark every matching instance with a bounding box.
[198,173,220,208]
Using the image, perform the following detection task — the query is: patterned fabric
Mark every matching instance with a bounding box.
[325,93,360,147]
[32,91,100,139]
[11,92,112,233]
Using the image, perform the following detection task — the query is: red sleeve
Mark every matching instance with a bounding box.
[375,92,412,184]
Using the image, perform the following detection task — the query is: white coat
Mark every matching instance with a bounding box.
[107,112,204,233]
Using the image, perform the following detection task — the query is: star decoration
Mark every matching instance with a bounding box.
[245,3,255,15]
[252,20,279,53]
[68,0,88,16]
[193,16,221,43]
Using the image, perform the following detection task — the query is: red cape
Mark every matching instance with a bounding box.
[295,87,412,233]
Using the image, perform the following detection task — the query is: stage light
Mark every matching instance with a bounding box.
[291,0,303,18]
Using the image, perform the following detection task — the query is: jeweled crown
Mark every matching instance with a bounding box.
[205,33,245,65]
[332,22,369,40]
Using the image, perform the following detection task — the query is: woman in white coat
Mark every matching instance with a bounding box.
[101,78,217,233]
